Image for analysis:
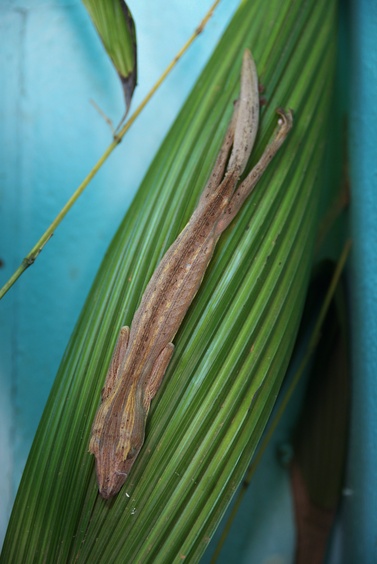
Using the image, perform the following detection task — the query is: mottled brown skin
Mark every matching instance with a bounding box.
[89,50,293,499]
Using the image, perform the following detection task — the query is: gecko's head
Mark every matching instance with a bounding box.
[89,389,148,499]
[95,439,143,499]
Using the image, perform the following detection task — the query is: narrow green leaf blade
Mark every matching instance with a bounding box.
[82,0,137,113]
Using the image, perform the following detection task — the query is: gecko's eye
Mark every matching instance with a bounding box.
[127,446,138,460]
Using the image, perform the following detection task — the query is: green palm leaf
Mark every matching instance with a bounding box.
[1,0,339,561]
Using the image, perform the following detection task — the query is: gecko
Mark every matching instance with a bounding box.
[89,49,293,499]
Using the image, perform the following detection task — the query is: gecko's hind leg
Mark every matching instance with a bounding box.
[198,103,238,205]
[215,108,293,236]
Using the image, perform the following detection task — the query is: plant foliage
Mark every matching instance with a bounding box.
[1,0,338,561]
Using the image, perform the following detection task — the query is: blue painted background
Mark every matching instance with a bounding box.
[0,0,376,561]
[346,0,377,560]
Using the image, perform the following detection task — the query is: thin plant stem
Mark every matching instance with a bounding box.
[210,239,352,563]
[0,0,221,301]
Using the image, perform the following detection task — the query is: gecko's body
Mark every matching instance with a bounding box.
[89,50,293,499]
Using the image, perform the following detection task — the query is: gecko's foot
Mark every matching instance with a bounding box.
[276,108,294,132]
